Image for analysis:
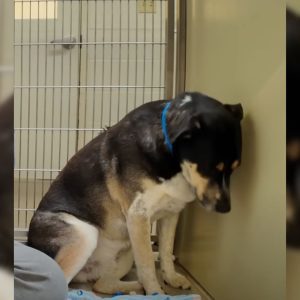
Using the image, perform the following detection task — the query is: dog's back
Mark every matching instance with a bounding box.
[28,100,169,257]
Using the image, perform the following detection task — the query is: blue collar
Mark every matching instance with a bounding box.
[161,102,173,154]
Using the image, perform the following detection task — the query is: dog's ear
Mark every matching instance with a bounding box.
[224,103,243,121]
[168,114,201,143]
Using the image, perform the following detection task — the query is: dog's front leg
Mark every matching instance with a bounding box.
[127,202,163,294]
[158,213,191,289]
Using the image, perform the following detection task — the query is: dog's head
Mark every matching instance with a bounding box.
[168,92,243,213]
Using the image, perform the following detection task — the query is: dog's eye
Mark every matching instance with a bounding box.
[216,162,224,171]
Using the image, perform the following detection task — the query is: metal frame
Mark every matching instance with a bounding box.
[175,0,186,95]
[164,0,175,99]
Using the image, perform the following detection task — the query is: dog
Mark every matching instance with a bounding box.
[28,92,243,294]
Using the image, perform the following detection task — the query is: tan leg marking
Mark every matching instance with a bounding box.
[127,213,163,294]
[107,176,131,215]
[55,214,98,283]
[158,214,191,289]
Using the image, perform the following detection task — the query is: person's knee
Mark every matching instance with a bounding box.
[41,257,68,300]
[15,243,68,300]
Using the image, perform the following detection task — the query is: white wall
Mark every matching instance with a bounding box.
[287,0,300,12]
[175,1,285,299]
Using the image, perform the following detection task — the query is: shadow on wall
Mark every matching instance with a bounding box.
[231,113,256,213]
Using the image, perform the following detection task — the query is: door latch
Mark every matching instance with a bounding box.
[50,37,77,50]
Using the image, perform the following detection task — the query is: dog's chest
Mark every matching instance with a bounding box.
[133,172,196,221]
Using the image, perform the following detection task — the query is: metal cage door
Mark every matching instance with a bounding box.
[14,0,178,235]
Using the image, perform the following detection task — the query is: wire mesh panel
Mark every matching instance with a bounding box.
[77,0,167,148]
[14,0,173,233]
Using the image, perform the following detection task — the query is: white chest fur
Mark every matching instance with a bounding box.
[73,173,195,284]
[129,172,196,221]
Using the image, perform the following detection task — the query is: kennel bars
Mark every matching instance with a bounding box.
[14,0,186,238]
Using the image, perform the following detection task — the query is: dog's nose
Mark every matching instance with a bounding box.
[215,200,231,213]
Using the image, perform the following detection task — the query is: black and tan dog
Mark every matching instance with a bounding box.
[28,92,243,294]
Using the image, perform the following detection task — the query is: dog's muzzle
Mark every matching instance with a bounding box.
[198,195,231,213]
[215,198,231,213]
[215,174,231,213]
[198,196,216,212]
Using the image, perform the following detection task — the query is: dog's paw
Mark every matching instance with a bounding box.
[143,283,165,295]
[162,271,191,289]
[145,287,165,295]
